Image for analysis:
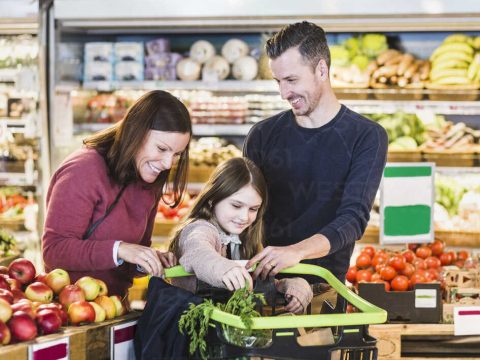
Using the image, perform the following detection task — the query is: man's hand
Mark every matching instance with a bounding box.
[284,294,304,314]
[156,251,177,268]
[246,245,303,280]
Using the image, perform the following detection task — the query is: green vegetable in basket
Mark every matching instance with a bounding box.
[0,229,16,255]
[179,287,267,360]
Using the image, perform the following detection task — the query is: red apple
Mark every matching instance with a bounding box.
[8,258,36,285]
[109,295,126,317]
[96,279,108,296]
[0,320,11,345]
[0,289,13,304]
[0,266,8,275]
[59,285,85,310]
[8,311,37,341]
[94,295,116,320]
[0,276,10,290]
[89,301,106,322]
[11,301,35,320]
[45,269,70,294]
[67,301,95,325]
[34,272,48,284]
[7,277,22,291]
[25,282,53,304]
[0,298,12,323]
[37,303,67,326]
[75,277,100,301]
[11,289,26,303]
[36,309,62,335]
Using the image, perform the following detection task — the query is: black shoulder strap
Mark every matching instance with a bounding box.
[82,185,127,240]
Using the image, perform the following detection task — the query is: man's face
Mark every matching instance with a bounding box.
[270,47,324,117]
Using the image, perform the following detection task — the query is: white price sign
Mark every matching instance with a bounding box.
[110,320,138,359]
[454,307,480,336]
[29,337,69,360]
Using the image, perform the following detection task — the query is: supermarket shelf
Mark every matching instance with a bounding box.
[0,171,38,186]
[0,117,27,133]
[74,122,254,136]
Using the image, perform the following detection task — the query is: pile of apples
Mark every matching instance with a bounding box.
[347,240,474,292]
[0,258,127,346]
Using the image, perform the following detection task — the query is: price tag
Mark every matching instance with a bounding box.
[415,289,437,308]
[29,337,69,360]
[380,163,435,245]
[454,307,480,336]
[110,320,138,359]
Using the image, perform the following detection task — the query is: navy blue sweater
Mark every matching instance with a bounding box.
[244,105,388,282]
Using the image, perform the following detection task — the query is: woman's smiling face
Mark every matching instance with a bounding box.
[135,130,190,183]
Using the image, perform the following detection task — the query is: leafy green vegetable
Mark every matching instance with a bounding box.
[436,176,467,216]
[0,229,16,255]
[179,288,268,360]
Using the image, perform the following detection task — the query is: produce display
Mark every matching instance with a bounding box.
[189,138,242,167]
[428,34,480,88]
[347,241,474,291]
[157,193,196,222]
[0,258,129,346]
[0,187,34,223]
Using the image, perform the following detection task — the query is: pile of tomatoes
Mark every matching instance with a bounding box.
[346,240,472,292]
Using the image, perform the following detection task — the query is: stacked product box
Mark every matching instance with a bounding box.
[114,42,144,81]
[83,42,114,81]
[144,38,182,80]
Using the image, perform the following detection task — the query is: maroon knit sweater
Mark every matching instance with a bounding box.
[42,148,158,297]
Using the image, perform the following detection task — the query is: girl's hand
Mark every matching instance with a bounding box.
[222,266,253,291]
[284,294,304,314]
[118,243,164,277]
[156,251,177,268]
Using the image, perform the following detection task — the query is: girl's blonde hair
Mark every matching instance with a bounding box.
[169,157,267,259]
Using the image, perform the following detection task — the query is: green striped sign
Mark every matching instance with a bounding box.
[380,163,435,244]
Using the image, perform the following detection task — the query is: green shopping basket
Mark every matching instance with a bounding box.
[165,263,387,360]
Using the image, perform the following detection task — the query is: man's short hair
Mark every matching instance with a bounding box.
[266,21,331,70]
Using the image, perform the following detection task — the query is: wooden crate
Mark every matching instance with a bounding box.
[369,323,480,359]
[435,229,480,247]
[387,149,423,163]
[443,269,479,289]
[188,165,215,183]
[0,312,141,359]
[422,149,477,167]
[152,219,178,237]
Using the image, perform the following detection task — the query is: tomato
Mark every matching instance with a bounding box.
[346,266,357,284]
[400,263,415,278]
[372,279,390,292]
[447,251,457,262]
[371,254,388,268]
[416,246,432,259]
[356,269,372,283]
[388,255,406,271]
[425,268,439,281]
[425,256,441,269]
[356,253,372,268]
[380,266,397,281]
[439,253,453,266]
[454,260,465,269]
[412,258,427,270]
[409,272,427,289]
[391,275,409,291]
[361,246,376,258]
[430,240,445,256]
[457,250,469,261]
[371,272,382,282]
[408,243,419,251]
[401,250,416,263]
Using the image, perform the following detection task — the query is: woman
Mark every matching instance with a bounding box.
[42,90,191,297]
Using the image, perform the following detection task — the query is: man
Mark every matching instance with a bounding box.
[244,21,388,309]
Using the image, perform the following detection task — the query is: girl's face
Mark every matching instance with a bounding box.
[213,184,262,235]
[135,130,190,183]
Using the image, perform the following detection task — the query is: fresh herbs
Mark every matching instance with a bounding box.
[179,287,268,360]
[0,229,15,256]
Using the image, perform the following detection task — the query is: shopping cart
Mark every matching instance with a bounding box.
[165,263,387,360]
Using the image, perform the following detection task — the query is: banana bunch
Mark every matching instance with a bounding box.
[368,50,429,88]
[429,34,480,87]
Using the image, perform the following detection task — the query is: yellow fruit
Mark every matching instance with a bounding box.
[431,76,471,85]
[431,51,473,66]
[430,68,468,81]
[443,34,473,45]
[430,43,474,61]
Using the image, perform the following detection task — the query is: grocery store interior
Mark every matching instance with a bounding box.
[1,0,480,358]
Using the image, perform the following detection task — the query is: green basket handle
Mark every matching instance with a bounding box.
[164,263,387,330]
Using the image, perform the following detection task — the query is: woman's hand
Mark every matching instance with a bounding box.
[156,250,177,268]
[118,243,165,277]
[222,266,253,291]
[284,294,304,314]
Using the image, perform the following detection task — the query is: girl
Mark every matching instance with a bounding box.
[169,157,312,314]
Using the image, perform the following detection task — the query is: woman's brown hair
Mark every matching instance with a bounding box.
[83,90,192,205]
[169,157,267,260]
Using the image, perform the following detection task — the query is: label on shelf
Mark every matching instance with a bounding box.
[110,320,137,359]
[454,307,480,336]
[414,289,437,308]
[380,162,435,245]
[28,337,69,360]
